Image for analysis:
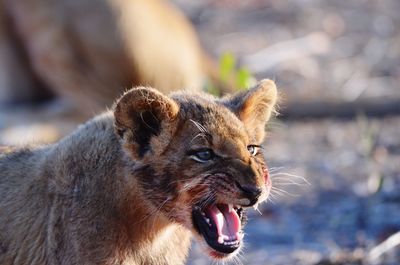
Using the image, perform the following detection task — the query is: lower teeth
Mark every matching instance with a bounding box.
[224,240,238,246]
[218,235,241,245]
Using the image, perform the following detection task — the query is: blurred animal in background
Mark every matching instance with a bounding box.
[0,0,226,114]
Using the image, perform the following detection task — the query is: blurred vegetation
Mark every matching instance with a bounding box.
[204,52,256,95]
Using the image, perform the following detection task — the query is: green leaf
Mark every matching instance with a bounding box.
[236,68,252,90]
[219,52,236,82]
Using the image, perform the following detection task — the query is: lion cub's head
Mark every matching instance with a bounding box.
[114,80,277,259]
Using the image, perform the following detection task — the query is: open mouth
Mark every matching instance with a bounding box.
[192,203,244,255]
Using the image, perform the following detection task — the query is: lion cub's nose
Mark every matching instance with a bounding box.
[236,182,262,206]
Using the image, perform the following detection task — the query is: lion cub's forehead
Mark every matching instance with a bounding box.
[173,93,249,144]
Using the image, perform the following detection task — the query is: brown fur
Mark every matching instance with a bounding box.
[0,80,277,264]
[0,0,225,111]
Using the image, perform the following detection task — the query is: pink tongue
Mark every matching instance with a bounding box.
[205,204,241,241]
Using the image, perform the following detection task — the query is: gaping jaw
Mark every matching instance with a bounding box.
[192,203,245,259]
[189,169,272,259]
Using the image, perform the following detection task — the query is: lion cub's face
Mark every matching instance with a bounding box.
[114,80,277,260]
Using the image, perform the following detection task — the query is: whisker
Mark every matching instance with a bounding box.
[232,254,243,265]
[267,195,277,204]
[199,192,216,209]
[132,196,171,225]
[271,187,300,197]
[189,119,208,133]
[268,166,285,173]
[270,172,310,185]
[149,197,172,231]
[270,176,304,180]
[272,180,308,186]
[270,188,287,197]
[178,183,209,193]
[190,132,209,144]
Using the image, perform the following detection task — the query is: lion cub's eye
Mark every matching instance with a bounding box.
[190,149,214,163]
[247,145,260,156]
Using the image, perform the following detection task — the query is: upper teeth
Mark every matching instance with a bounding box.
[228,204,233,213]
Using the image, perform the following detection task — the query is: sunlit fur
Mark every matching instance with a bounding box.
[0,80,277,264]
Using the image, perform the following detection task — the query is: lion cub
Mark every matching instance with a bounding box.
[0,80,277,264]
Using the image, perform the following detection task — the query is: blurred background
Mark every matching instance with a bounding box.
[0,0,399,264]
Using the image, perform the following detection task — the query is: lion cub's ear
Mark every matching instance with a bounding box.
[114,87,179,159]
[223,79,278,142]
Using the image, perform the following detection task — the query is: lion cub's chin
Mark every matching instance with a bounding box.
[207,244,242,260]
[193,233,243,260]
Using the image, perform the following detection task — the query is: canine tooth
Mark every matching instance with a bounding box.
[253,203,263,215]
[218,236,224,244]
[228,204,233,213]
[201,212,206,216]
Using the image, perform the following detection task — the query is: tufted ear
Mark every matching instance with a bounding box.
[222,79,278,143]
[114,87,179,159]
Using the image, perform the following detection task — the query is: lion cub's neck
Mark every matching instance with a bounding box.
[115,170,192,265]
